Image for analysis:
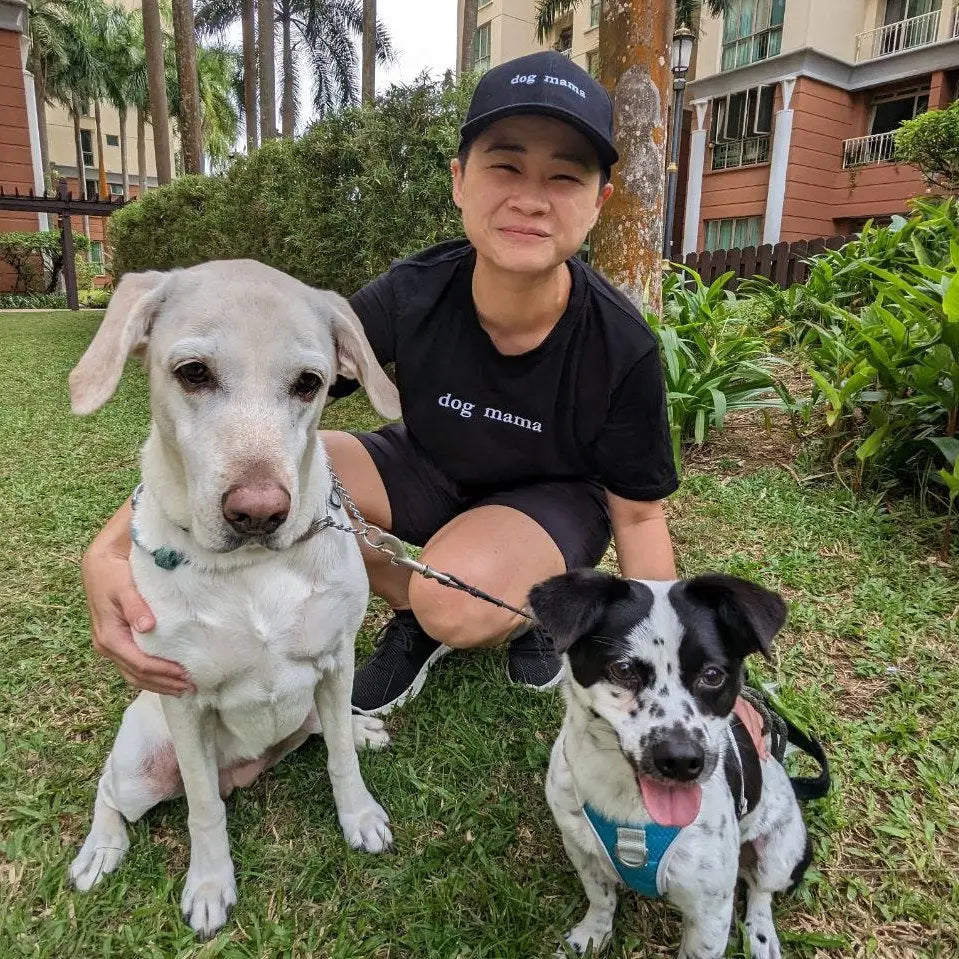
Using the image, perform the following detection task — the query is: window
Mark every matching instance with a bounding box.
[709,86,774,169]
[80,130,94,167]
[89,241,106,275]
[721,0,785,71]
[106,134,119,147]
[590,0,601,28]
[705,216,763,251]
[586,50,600,78]
[84,178,98,200]
[474,23,490,73]
[869,85,930,135]
[478,0,492,6]
[109,182,124,197]
[555,26,573,55]
[883,0,941,24]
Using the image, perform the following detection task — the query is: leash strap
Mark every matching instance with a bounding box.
[741,683,831,801]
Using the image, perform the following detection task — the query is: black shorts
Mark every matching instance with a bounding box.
[356,424,611,570]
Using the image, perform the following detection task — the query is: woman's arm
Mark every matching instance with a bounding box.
[607,492,676,581]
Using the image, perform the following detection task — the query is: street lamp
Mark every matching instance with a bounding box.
[663,25,695,261]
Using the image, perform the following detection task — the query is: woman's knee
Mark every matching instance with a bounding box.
[408,574,514,650]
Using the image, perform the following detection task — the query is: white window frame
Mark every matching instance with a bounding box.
[704,216,764,252]
[474,22,491,73]
[710,86,775,143]
[589,0,601,28]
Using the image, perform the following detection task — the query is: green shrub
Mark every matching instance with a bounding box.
[0,231,89,294]
[0,292,68,309]
[895,99,959,192]
[110,78,474,295]
[652,268,790,472]
[78,288,112,308]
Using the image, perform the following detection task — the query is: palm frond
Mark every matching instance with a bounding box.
[533,0,580,42]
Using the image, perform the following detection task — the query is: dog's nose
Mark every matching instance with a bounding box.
[222,481,291,536]
[651,738,705,782]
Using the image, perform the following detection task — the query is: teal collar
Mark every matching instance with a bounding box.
[581,803,681,898]
[130,484,189,570]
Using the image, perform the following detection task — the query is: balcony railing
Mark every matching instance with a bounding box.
[842,131,897,168]
[855,9,942,61]
[711,136,771,171]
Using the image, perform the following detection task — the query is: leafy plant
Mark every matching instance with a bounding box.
[652,268,789,471]
[895,99,959,192]
[0,230,89,293]
[0,292,68,308]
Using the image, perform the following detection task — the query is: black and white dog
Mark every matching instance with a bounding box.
[529,570,814,959]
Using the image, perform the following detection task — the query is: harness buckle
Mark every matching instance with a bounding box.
[615,827,649,868]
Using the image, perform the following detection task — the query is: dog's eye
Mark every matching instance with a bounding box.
[699,666,727,689]
[607,661,636,684]
[175,361,213,390]
[292,371,323,401]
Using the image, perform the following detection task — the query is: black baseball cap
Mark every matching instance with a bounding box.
[459,51,618,173]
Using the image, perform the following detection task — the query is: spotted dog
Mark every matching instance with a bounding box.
[529,570,813,959]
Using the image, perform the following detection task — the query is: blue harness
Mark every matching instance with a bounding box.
[581,804,681,899]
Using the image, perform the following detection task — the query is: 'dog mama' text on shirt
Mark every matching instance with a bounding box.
[437,392,543,433]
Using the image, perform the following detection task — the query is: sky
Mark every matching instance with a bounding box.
[376,0,458,92]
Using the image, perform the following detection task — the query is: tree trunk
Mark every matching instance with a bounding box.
[119,105,130,198]
[590,0,674,315]
[71,102,87,198]
[137,107,147,192]
[142,0,173,184]
[94,100,109,198]
[171,0,204,174]
[280,0,294,136]
[242,0,258,151]
[34,63,50,187]
[460,0,477,74]
[362,0,375,105]
[258,0,276,140]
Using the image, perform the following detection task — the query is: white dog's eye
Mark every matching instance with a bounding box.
[699,666,726,688]
[292,371,324,401]
[174,361,214,390]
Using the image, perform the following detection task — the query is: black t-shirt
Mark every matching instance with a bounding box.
[341,239,678,502]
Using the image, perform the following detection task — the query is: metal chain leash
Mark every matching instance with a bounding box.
[325,471,534,622]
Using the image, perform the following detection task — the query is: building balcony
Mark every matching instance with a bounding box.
[855,7,953,62]
[842,131,897,168]
[711,136,771,172]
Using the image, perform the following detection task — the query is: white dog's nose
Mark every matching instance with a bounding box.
[222,480,291,537]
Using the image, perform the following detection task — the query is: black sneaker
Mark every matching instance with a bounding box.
[507,626,564,690]
[352,610,450,716]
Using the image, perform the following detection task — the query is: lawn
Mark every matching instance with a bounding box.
[0,310,957,959]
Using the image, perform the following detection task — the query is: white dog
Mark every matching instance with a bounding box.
[529,570,817,959]
[67,260,401,938]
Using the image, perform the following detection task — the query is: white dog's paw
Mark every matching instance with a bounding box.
[181,865,237,940]
[339,795,393,853]
[352,713,391,751]
[69,828,130,891]
[557,922,612,956]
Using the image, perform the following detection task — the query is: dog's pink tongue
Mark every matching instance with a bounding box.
[639,777,702,827]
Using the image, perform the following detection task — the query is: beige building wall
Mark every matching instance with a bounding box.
[457,0,600,74]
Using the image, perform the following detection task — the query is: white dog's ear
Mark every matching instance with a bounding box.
[683,574,786,661]
[321,291,401,421]
[68,270,167,415]
[528,569,632,653]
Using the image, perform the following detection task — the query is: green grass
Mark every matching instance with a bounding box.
[1,310,957,958]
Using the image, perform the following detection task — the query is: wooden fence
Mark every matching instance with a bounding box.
[0,179,126,309]
[680,234,855,289]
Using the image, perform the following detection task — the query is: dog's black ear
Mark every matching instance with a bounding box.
[683,574,786,661]
[528,569,631,653]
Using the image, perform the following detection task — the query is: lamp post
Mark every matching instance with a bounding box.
[663,25,695,261]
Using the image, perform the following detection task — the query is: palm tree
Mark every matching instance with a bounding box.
[26,0,74,182]
[196,0,394,141]
[361,0,374,104]
[459,0,477,74]
[242,0,257,150]
[142,0,173,184]
[258,0,276,139]
[100,5,145,198]
[171,0,204,174]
